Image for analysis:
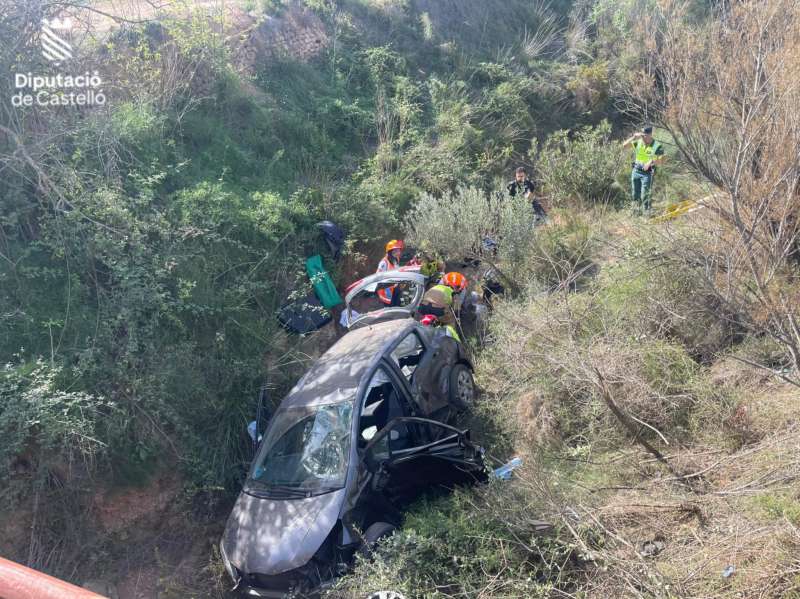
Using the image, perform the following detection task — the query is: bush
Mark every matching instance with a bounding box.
[534,120,626,207]
[733,335,793,371]
[526,211,597,290]
[0,359,116,492]
[477,266,733,449]
[566,60,611,115]
[404,186,537,288]
[591,235,746,362]
[330,480,580,598]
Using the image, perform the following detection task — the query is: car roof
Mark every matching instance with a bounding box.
[280,319,418,410]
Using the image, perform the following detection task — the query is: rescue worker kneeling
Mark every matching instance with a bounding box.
[417,272,467,342]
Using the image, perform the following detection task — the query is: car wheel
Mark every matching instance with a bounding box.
[358,522,397,559]
[448,363,475,410]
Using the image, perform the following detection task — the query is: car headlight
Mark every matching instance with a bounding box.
[220,541,238,584]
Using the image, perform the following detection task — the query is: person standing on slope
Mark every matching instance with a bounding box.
[622,125,665,215]
[507,166,547,222]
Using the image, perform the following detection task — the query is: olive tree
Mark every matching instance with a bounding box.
[403,186,538,291]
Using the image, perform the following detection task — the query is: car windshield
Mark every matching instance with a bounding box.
[248,402,353,493]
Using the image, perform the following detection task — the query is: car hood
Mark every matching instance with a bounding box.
[222,487,346,575]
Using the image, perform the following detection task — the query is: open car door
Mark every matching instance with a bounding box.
[343,270,427,329]
[363,417,487,506]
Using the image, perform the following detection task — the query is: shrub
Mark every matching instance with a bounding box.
[753,492,800,526]
[733,335,793,371]
[525,211,597,290]
[566,60,611,115]
[592,237,746,362]
[330,480,579,598]
[534,120,626,207]
[478,279,730,450]
[0,359,116,491]
[404,186,537,289]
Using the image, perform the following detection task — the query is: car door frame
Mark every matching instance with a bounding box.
[381,326,432,416]
[340,359,419,540]
[400,325,471,417]
[343,270,427,329]
[354,357,419,446]
[361,417,486,483]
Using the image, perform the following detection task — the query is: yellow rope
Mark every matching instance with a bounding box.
[650,199,701,223]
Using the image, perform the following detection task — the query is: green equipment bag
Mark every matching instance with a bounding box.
[306,254,342,309]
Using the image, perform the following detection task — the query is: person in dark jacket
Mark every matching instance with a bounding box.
[507,166,547,221]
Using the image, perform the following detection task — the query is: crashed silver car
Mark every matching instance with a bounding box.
[221,278,487,597]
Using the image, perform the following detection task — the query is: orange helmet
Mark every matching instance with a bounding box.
[385,239,405,254]
[442,272,467,292]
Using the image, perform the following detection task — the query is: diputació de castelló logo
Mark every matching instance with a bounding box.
[40,17,73,62]
[11,17,107,107]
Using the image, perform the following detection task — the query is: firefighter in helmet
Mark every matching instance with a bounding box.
[375,239,405,305]
[417,272,468,340]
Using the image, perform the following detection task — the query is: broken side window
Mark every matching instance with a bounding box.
[359,367,408,446]
[389,332,425,382]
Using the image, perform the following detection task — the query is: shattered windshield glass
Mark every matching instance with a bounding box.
[248,402,353,493]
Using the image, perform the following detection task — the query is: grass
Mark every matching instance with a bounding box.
[752,493,800,526]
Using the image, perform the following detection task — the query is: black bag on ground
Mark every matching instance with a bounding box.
[277,293,332,334]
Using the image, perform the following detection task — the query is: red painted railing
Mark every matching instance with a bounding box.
[0,556,106,599]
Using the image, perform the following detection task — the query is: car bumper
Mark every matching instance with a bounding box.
[239,586,287,598]
[234,576,335,598]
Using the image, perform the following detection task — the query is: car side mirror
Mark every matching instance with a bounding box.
[247,420,259,443]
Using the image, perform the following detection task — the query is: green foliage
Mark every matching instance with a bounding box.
[526,211,597,289]
[404,186,537,285]
[590,0,659,72]
[733,336,793,370]
[566,60,611,115]
[476,214,747,449]
[534,120,626,207]
[109,102,166,151]
[593,236,745,362]
[753,493,800,526]
[0,359,116,490]
[332,482,579,598]
[641,340,699,395]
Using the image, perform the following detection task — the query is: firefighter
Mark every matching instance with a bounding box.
[420,313,461,342]
[376,239,405,305]
[417,271,468,330]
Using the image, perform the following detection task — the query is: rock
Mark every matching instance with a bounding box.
[639,538,666,558]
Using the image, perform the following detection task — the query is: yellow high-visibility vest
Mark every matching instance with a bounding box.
[634,140,662,165]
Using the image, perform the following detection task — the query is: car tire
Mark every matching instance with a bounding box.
[358,522,397,559]
[448,363,475,410]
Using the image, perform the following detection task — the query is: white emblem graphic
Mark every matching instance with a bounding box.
[41,18,73,62]
[366,592,407,599]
